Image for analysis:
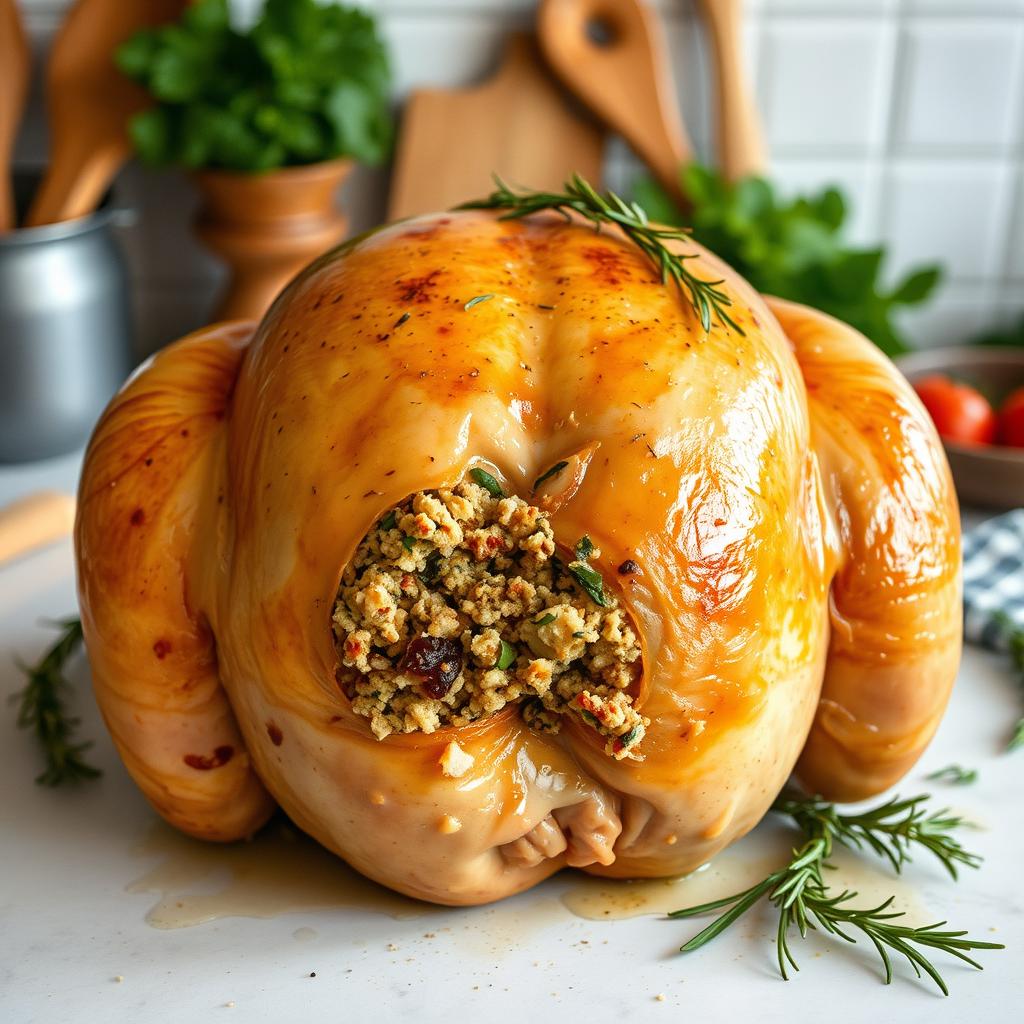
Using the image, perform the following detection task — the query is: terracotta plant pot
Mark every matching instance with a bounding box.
[193,158,352,321]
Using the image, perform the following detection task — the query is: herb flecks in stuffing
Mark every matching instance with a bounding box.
[332,478,646,759]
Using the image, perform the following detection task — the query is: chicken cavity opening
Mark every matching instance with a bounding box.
[331,471,647,759]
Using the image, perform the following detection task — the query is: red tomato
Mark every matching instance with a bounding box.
[913,375,996,445]
[998,387,1024,448]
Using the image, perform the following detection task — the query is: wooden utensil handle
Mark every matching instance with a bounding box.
[24,141,126,227]
[0,0,31,232]
[696,0,766,181]
[0,491,77,567]
[538,0,692,208]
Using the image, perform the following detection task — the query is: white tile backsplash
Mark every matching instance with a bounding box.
[381,12,521,94]
[763,0,896,12]
[663,11,713,157]
[895,20,1024,153]
[895,286,992,347]
[770,159,879,243]
[759,20,893,153]
[1009,169,1024,281]
[9,0,1024,353]
[884,162,1014,282]
[906,0,1024,13]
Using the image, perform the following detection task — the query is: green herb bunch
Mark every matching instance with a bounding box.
[634,165,941,356]
[117,0,392,172]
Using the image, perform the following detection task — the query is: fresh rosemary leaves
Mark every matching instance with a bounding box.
[459,175,744,336]
[772,791,982,880]
[672,790,1001,994]
[469,467,505,498]
[12,617,101,786]
[927,764,979,786]
[567,533,608,607]
[533,460,568,492]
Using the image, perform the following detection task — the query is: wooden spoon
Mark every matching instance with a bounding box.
[25,0,188,227]
[537,0,691,208]
[0,0,30,231]
[0,491,76,568]
[695,0,766,180]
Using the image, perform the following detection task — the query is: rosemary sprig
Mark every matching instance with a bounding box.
[458,175,744,336]
[772,791,981,880]
[11,617,101,786]
[927,764,978,786]
[533,460,568,491]
[672,791,1001,994]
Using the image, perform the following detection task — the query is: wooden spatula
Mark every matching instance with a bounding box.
[695,0,766,181]
[25,0,188,227]
[539,0,768,206]
[388,32,604,220]
[0,0,30,231]
[537,0,692,209]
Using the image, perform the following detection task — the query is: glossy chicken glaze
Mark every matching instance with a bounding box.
[75,211,961,904]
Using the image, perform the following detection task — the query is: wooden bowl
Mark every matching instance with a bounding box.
[895,346,1024,509]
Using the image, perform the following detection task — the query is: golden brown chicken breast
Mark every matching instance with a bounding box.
[75,210,960,904]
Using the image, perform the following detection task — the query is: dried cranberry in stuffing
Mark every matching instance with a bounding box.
[400,635,462,698]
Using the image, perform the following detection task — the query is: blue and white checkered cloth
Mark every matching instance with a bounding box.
[963,509,1024,650]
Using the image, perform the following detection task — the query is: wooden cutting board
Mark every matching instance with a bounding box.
[388,32,604,220]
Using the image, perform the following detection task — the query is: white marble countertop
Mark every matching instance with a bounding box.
[1,452,1021,1024]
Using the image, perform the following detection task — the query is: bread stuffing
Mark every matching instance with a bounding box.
[332,473,647,759]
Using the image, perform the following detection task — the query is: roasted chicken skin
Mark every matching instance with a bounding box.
[75,210,961,905]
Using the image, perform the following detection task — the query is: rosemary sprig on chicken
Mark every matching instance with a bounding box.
[459,174,744,335]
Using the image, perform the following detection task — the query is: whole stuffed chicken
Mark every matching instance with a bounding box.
[75,206,960,905]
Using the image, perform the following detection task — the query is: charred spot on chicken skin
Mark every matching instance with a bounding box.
[331,473,647,758]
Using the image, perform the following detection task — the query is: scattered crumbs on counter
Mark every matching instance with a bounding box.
[224,1002,235,1009]
[386,943,398,952]
[308,971,316,978]
[655,994,667,1003]
[113,976,124,984]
